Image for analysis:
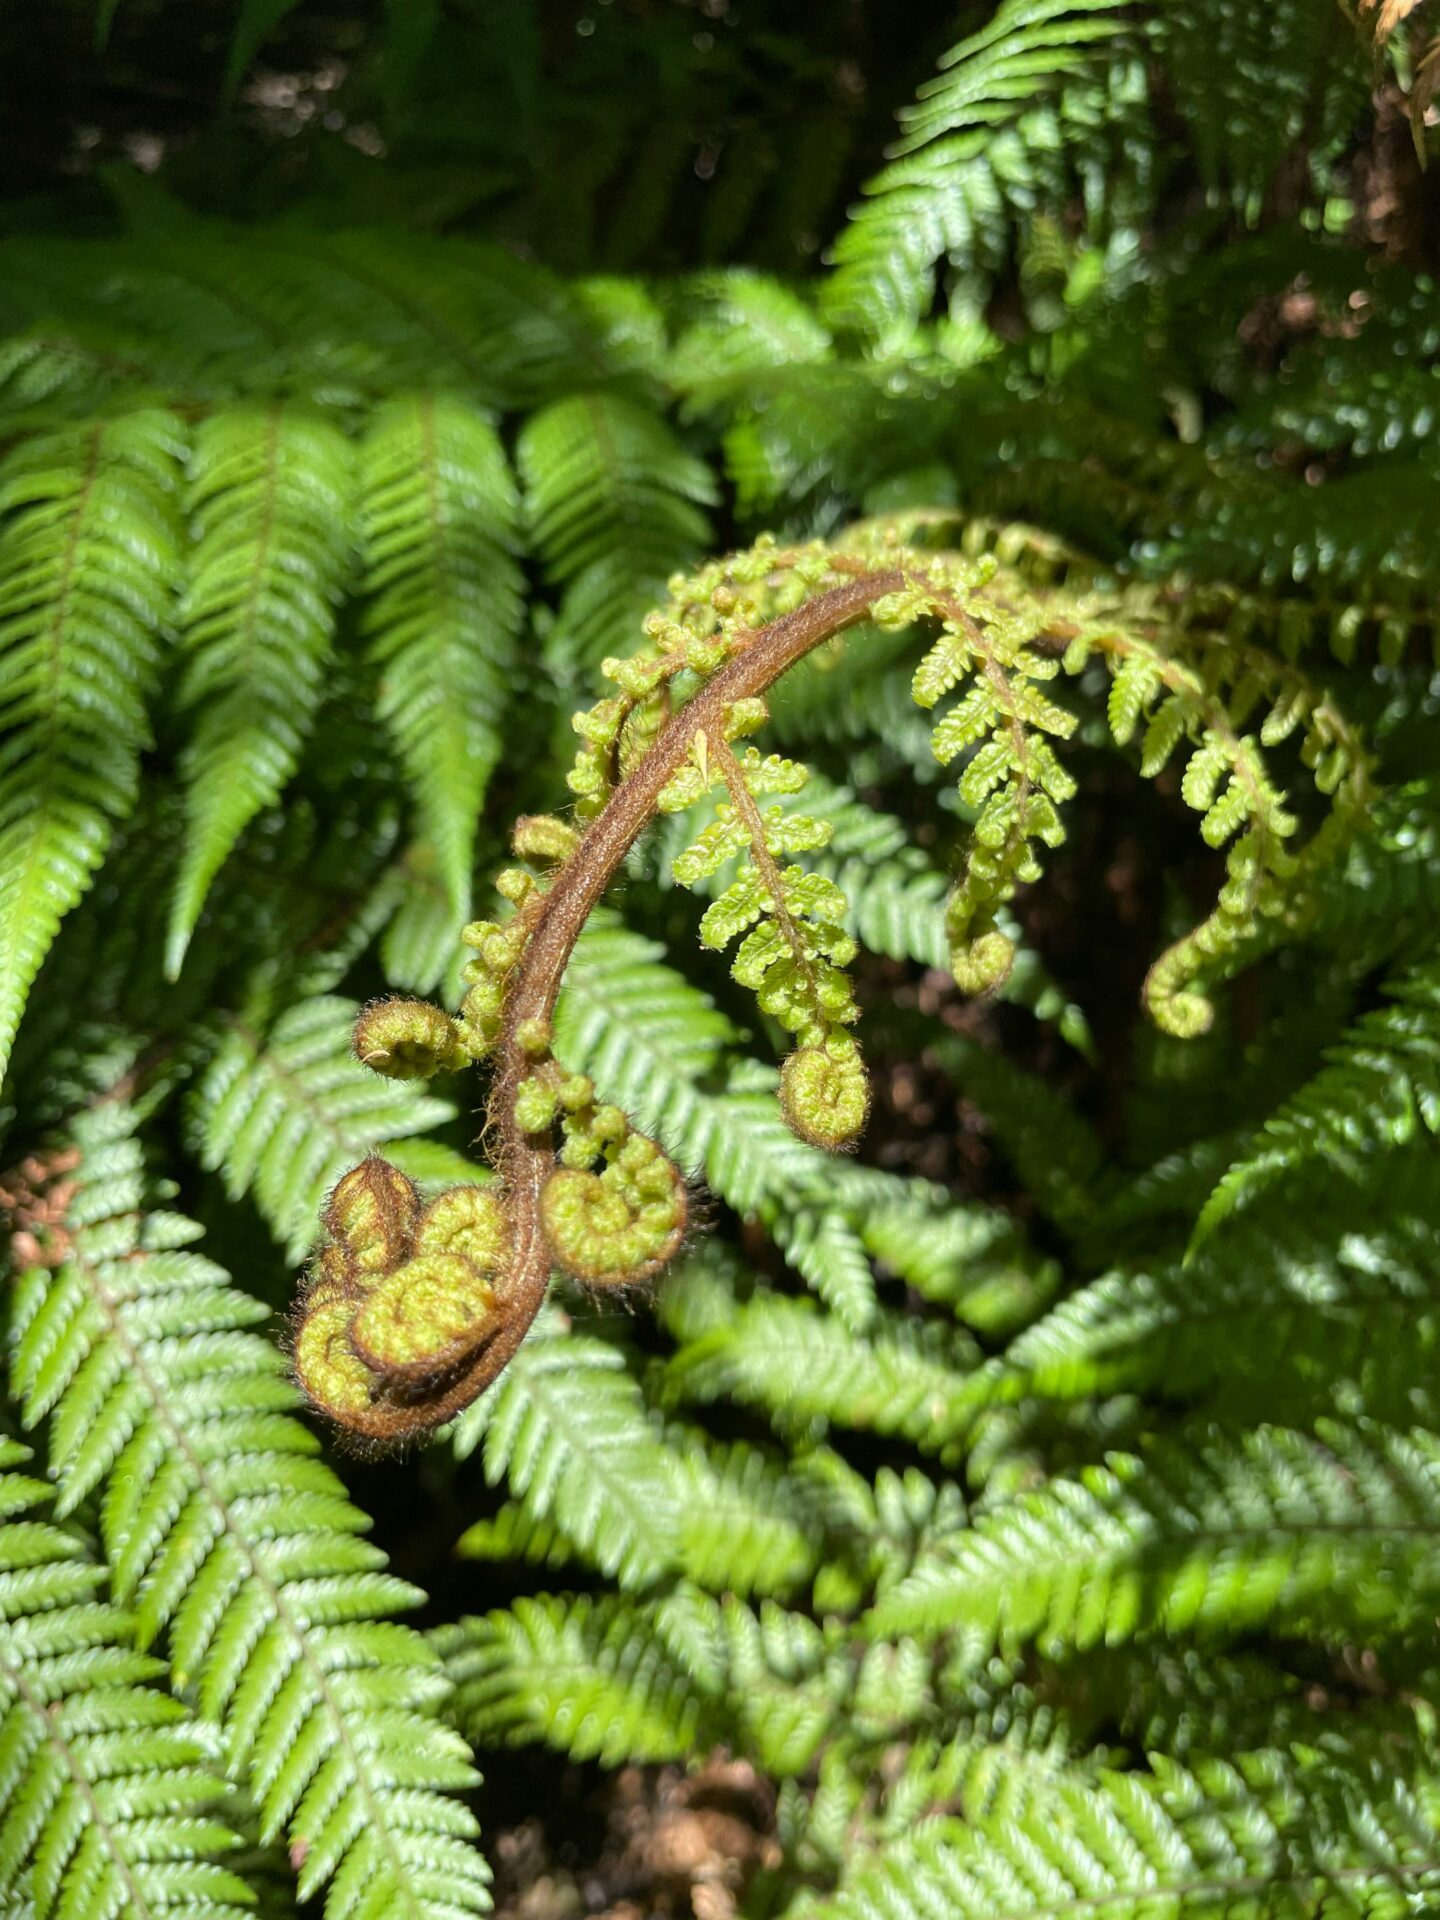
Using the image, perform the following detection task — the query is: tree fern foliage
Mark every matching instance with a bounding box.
[3,3,1440,1916]
[6,1103,489,1920]
[0,1436,254,1919]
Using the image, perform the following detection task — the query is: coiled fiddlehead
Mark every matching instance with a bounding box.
[293,525,1373,1441]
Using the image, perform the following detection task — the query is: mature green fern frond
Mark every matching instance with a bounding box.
[437,1590,713,1765]
[864,1197,1058,1338]
[935,1034,1108,1238]
[668,1429,822,1601]
[873,1421,1440,1654]
[720,363,941,520]
[189,994,454,1261]
[518,392,715,671]
[824,0,1133,339]
[770,1205,877,1333]
[313,234,631,404]
[1008,1150,1440,1423]
[168,408,355,976]
[0,410,185,1081]
[668,271,832,391]
[0,1437,256,1920]
[662,1285,991,1457]
[1196,956,1440,1242]
[5,1104,490,1920]
[814,1740,1440,1920]
[360,395,523,923]
[1159,0,1365,213]
[449,1308,679,1591]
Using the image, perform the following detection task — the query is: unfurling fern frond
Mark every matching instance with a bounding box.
[5,1102,491,1920]
[518,392,715,671]
[0,1437,255,1920]
[873,1421,1440,1654]
[0,410,185,1081]
[360,395,524,928]
[553,923,737,1166]
[168,407,354,976]
[189,994,454,1261]
[291,531,1366,1441]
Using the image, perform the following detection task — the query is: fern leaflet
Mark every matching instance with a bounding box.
[360,395,523,926]
[0,410,185,1081]
[168,407,354,975]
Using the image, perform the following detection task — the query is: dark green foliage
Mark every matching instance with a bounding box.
[4,3,1440,1916]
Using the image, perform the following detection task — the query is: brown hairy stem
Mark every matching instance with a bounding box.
[361,567,905,1440]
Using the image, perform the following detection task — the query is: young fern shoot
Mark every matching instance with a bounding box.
[293,528,1372,1441]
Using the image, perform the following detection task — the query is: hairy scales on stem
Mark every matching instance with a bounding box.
[293,528,1372,1440]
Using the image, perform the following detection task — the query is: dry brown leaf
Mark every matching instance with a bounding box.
[1364,0,1426,37]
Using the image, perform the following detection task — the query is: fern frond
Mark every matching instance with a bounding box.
[449,1308,680,1590]
[0,410,185,1081]
[189,994,454,1261]
[668,1429,822,1600]
[0,1437,255,1920]
[653,778,951,969]
[669,271,832,392]
[552,932,886,1324]
[437,1589,714,1765]
[1160,0,1366,214]
[5,1104,490,1920]
[360,395,523,922]
[662,1285,991,1457]
[873,1421,1440,1654]
[935,1034,1108,1238]
[814,1741,1440,1920]
[1008,1150,1440,1424]
[518,392,715,671]
[824,0,1133,339]
[168,407,354,975]
[1196,956,1440,1242]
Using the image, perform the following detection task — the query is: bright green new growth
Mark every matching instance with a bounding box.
[300,524,1367,1439]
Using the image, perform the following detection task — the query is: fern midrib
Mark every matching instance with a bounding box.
[72,1232,429,1920]
[1,1643,161,1920]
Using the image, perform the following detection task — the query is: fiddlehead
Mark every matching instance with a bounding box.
[293,526,1373,1441]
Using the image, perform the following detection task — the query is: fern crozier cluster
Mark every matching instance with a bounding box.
[294,529,1369,1439]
